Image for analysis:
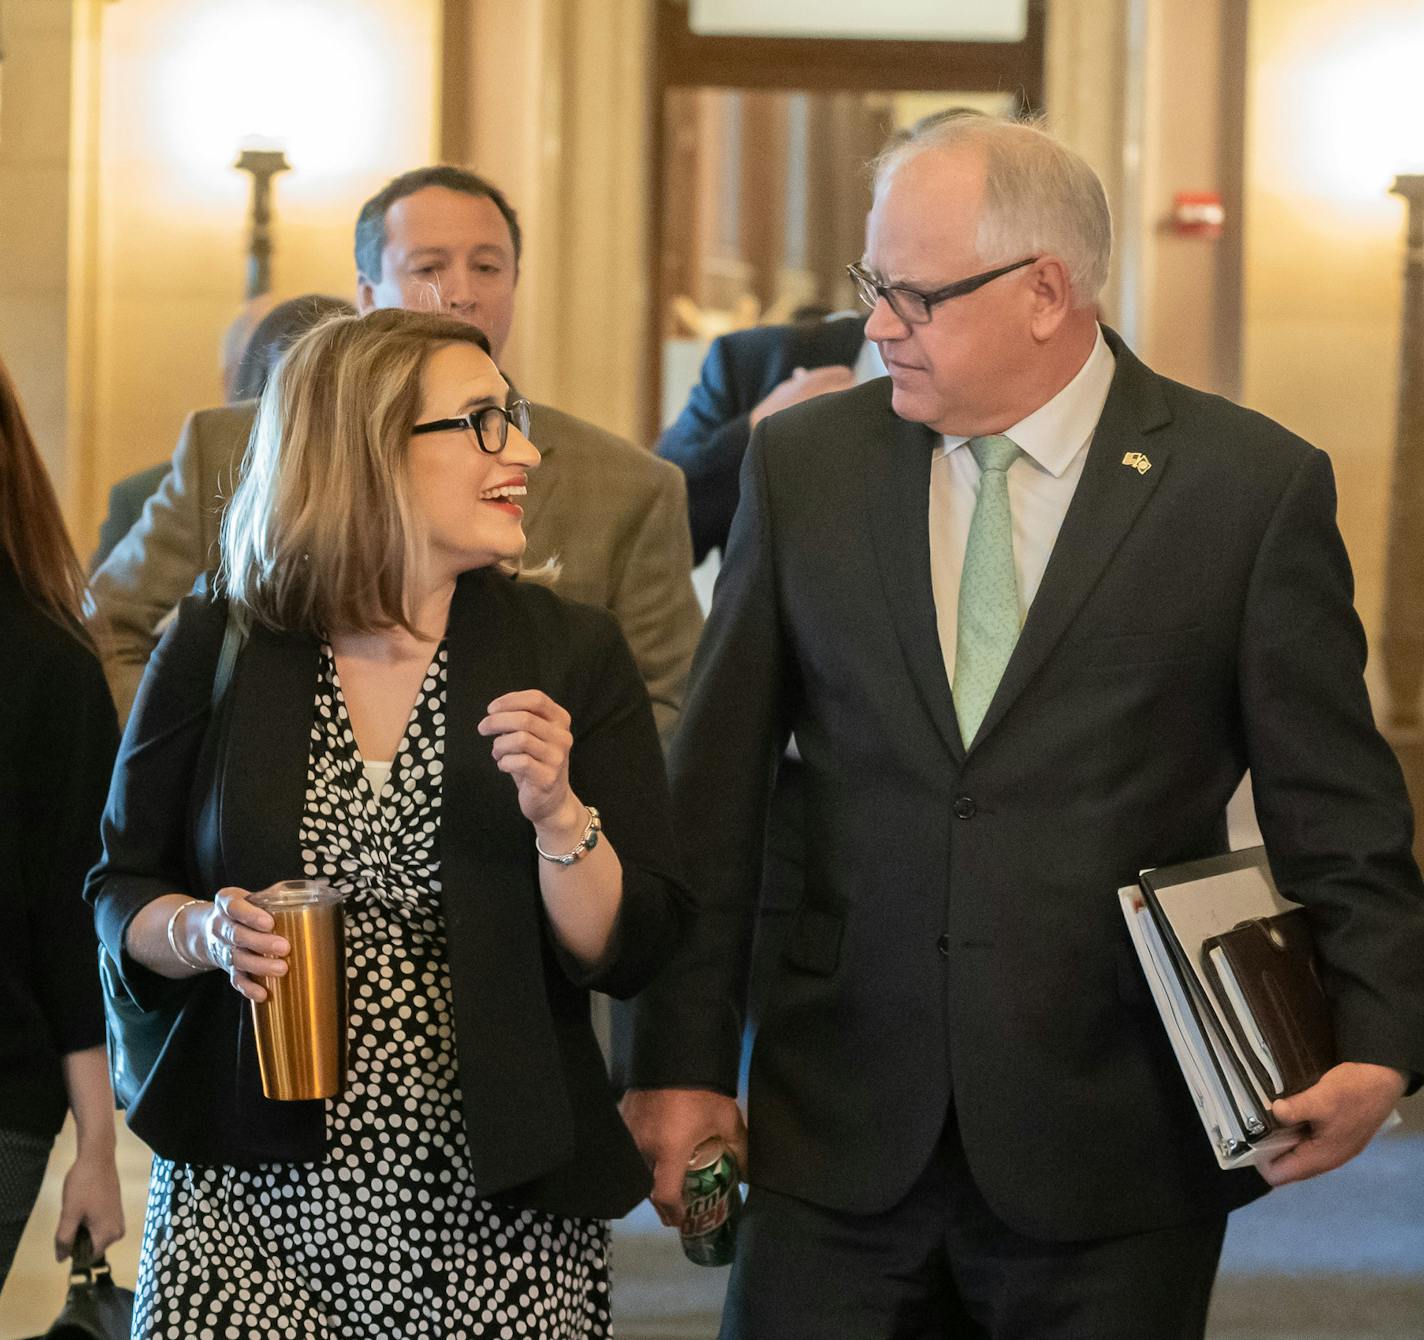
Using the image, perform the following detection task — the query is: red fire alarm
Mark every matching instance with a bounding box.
[1171,192,1225,238]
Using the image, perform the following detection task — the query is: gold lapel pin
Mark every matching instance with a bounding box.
[1121,452,1152,474]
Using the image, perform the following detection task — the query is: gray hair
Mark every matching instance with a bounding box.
[872,116,1112,308]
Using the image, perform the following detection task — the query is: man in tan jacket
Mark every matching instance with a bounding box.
[91,166,701,742]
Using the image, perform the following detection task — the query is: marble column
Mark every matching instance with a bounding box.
[1383,174,1424,862]
[454,0,654,447]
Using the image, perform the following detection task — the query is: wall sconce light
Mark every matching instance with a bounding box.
[234,141,291,300]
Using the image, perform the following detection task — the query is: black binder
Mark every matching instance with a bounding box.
[1120,846,1334,1168]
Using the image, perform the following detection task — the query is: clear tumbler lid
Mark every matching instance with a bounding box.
[248,879,344,910]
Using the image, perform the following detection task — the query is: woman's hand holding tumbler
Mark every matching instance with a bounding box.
[195,889,291,1002]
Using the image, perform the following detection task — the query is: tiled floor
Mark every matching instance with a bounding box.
[606,1127,1424,1340]
[2,1113,1420,1338]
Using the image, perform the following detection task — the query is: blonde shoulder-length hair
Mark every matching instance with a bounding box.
[220,308,498,637]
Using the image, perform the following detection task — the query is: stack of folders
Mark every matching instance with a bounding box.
[1118,847,1335,1171]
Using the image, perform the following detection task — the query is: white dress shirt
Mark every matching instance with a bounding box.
[853,334,887,384]
[928,326,1116,684]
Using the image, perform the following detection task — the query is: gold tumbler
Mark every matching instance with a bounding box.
[248,880,347,1101]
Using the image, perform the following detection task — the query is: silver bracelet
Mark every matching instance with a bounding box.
[165,898,208,971]
[534,805,602,866]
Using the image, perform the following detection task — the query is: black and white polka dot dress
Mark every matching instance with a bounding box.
[132,645,611,1339]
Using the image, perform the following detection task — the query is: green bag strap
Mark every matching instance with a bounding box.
[211,603,250,709]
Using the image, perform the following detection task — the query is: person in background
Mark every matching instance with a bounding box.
[657,108,990,565]
[658,315,868,564]
[87,310,686,1336]
[0,355,124,1287]
[227,293,357,403]
[90,294,356,572]
[90,166,701,742]
[218,294,279,403]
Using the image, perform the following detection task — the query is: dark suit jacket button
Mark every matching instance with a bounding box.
[937,933,951,957]
[953,796,976,819]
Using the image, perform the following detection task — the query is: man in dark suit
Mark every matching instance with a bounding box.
[657,315,867,562]
[621,115,1424,1338]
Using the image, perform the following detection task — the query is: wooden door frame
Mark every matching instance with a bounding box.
[643,0,1049,440]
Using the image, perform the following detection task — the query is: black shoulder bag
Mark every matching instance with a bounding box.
[99,603,249,1109]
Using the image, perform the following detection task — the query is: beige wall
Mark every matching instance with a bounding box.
[65,0,441,550]
[457,0,654,446]
[0,0,76,496]
[13,0,648,552]
[1136,0,1245,397]
[1043,0,1131,327]
[1241,0,1423,644]
[1046,0,1247,397]
[10,0,1419,612]
[1048,0,1415,649]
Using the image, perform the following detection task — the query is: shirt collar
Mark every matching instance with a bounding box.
[939,325,1116,477]
[853,336,886,384]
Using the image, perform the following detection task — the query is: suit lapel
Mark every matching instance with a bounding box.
[219,619,319,887]
[442,570,536,865]
[968,334,1174,752]
[439,570,551,1000]
[439,570,572,1177]
[863,395,966,762]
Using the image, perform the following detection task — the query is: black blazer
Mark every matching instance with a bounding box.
[630,330,1424,1242]
[0,562,117,1138]
[658,316,866,562]
[88,569,687,1218]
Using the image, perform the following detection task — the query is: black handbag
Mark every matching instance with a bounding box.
[97,943,165,1111]
[99,601,249,1108]
[25,1227,135,1340]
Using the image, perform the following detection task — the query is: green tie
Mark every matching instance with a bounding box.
[954,434,1022,746]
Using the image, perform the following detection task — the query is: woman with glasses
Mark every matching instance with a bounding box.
[88,309,686,1338]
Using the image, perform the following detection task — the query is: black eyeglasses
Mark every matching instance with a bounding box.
[411,398,532,454]
[846,257,1038,325]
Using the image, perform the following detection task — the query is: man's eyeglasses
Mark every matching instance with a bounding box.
[411,398,532,454]
[846,257,1038,325]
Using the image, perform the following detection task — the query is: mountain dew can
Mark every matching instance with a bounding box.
[680,1139,741,1267]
